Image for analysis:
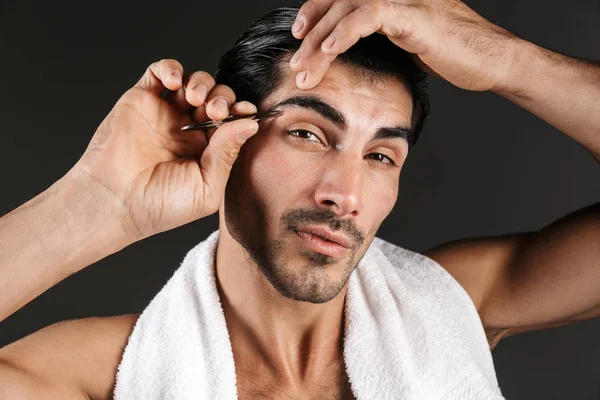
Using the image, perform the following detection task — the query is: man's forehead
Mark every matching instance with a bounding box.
[262,61,413,128]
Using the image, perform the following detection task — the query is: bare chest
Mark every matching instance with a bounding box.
[236,368,356,400]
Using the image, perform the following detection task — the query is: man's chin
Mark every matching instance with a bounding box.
[259,259,351,304]
[271,282,345,304]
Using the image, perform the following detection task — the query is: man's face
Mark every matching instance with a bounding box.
[222,60,413,304]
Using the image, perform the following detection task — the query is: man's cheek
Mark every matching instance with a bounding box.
[251,149,306,195]
[366,183,397,220]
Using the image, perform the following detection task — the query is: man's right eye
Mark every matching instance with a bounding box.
[287,129,323,144]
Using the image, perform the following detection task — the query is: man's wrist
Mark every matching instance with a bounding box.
[64,165,144,243]
[492,37,539,99]
[55,168,136,270]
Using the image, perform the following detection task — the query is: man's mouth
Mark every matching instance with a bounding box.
[293,226,352,258]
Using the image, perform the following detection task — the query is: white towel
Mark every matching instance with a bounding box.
[114,230,505,399]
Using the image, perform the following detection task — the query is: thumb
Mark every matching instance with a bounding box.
[199,118,259,206]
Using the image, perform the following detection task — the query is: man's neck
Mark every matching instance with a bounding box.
[215,228,348,387]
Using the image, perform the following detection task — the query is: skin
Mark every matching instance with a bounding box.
[1,0,600,399]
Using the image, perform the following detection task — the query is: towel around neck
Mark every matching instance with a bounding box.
[114,230,505,400]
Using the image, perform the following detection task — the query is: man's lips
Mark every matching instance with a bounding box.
[293,226,353,258]
[294,226,352,248]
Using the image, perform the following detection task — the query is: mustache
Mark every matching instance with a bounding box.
[282,208,365,246]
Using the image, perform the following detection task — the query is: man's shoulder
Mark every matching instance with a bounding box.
[0,313,140,400]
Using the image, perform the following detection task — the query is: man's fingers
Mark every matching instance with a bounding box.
[165,85,191,111]
[290,1,356,73]
[290,1,358,89]
[159,99,255,162]
[135,61,236,119]
[164,71,216,111]
[292,0,337,39]
[135,59,184,96]
[163,101,256,159]
[163,101,258,160]
[187,84,238,123]
[230,100,257,115]
[320,5,382,56]
[203,84,237,121]
[198,101,258,142]
[184,71,216,108]
[199,118,259,208]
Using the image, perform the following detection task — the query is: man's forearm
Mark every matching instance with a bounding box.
[0,170,132,323]
[494,39,600,159]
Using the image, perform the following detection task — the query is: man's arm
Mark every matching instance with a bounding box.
[494,41,600,160]
[425,201,600,343]
[424,42,600,340]
[0,170,131,323]
[0,314,139,400]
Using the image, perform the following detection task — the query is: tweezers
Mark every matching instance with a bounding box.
[180,109,283,131]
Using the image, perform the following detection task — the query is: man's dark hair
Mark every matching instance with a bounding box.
[215,7,430,146]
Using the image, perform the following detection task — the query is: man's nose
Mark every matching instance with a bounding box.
[313,157,363,218]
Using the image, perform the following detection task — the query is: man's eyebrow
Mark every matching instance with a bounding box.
[270,94,415,147]
[373,127,414,148]
[272,95,347,130]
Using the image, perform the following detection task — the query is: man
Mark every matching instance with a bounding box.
[0,0,599,398]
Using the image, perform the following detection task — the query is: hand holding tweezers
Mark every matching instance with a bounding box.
[180,109,283,131]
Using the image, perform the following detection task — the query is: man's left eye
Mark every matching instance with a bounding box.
[366,153,396,166]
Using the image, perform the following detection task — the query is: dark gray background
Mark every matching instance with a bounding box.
[1,0,599,398]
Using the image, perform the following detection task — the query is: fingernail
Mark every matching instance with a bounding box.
[322,33,336,50]
[237,126,259,144]
[292,14,305,34]
[291,48,301,65]
[296,71,307,85]
[193,84,207,101]
[215,98,229,114]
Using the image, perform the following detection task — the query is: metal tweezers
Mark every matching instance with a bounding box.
[180,109,283,131]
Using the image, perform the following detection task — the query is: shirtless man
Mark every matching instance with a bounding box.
[1,0,599,399]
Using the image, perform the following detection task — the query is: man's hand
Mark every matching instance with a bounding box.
[289,0,519,92]
[0,60,262,321]
[73,59,260,242]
